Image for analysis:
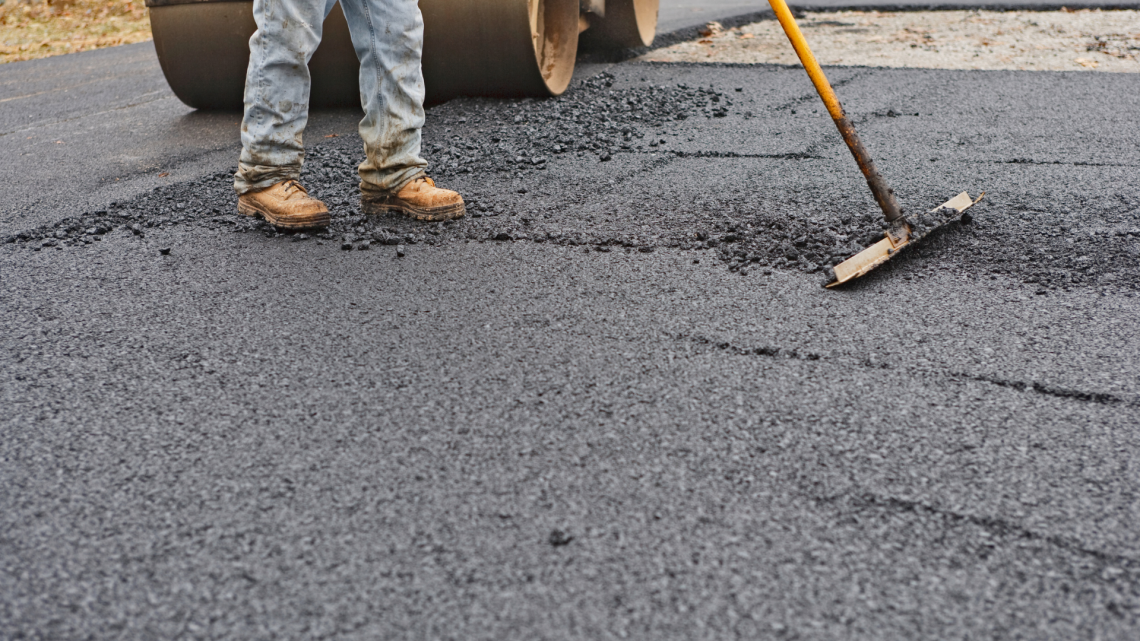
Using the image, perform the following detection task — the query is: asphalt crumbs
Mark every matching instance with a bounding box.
[3,57,1140,641]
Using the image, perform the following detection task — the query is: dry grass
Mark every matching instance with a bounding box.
[0,0,151,64]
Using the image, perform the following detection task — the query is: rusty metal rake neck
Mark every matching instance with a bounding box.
[768,0,904,223]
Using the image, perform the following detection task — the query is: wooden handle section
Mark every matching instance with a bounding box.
[766,0,904,223]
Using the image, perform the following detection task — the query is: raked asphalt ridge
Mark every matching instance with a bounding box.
[2,2,1140,639]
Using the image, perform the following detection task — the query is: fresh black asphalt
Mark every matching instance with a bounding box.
[2,0,1132,234]
[2,2,1139,638]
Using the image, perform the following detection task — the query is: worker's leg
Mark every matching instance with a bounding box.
[233,0,331,194]
[339,0,428,192]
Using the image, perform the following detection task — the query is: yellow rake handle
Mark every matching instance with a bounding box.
[766,0,904,223]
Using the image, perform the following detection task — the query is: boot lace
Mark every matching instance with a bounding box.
[281,179,308,196]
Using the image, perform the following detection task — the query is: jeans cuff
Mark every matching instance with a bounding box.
[233,163,302,195]
[359,167,427,195]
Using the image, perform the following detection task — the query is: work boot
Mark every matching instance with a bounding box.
[361,176,465,222]
[237,180,331,230]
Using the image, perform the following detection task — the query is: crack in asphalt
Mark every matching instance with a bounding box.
[830,492,1140,571]
[677,332,822,361]
[625,149,826,160]
[677,331,1136,407]
[998,159,1140,168]
[964,373,1131,407]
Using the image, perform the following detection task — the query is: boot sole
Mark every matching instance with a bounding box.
[237,199,330,230]
[361,195,466,222]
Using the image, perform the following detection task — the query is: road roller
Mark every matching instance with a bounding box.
[146,0,659,109]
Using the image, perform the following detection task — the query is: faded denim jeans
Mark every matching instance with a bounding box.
[234,0,428,194]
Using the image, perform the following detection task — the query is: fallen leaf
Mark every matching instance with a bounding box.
[740,33,755,39]
[698,21,724,37]
[158,172,170,177]
[324,133,339,138]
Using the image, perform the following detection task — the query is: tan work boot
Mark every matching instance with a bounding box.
[361,176,465,222]
[237,180,331,230]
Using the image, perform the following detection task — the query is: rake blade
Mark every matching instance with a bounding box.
[824,192,982,288]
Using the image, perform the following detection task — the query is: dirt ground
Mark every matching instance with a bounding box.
[645,9,1140,72]
[0,0,150,64]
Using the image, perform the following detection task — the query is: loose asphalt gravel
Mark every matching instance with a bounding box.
[3,3,1140,639]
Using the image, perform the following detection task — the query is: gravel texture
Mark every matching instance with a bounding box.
[7,65,1139,292]
[646,10,1140,72]
[3,56,1140,640]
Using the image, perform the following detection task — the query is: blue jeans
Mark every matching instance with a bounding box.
[234,0,428,195]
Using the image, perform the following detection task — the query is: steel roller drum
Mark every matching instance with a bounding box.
[146,0,357,109]
[146,0,658,110]
[584,0,658,49]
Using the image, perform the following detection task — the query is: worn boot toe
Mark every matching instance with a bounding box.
[237,180,330,230]
[360,177,465,222]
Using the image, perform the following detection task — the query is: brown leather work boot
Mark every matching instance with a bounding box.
[361,176,465,222]
[237,180,331,230]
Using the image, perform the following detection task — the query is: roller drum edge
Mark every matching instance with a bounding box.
[147,0,580,110]
[590,0,658,49]
[422,0,579,101]
[148,3,254,110]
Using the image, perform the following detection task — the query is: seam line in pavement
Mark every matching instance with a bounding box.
[620,150,826,160]
[679,331,1137,407]
[997,159,1140,168]
[0,66,162,102]
[965,373,1129,405]
[0,88,58,104]
[0,91,174,138]
[824,491,1140,570]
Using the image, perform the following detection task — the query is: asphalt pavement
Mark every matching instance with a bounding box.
[1,0,1131,233]
[3,1,1140,639]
